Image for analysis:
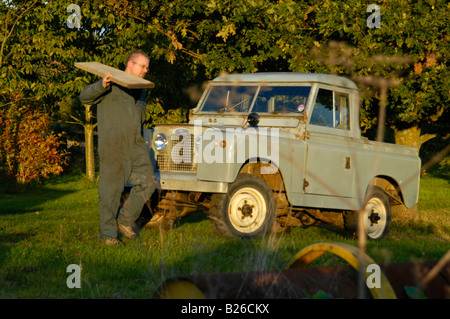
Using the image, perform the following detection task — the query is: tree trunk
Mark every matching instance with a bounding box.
[84,104,96,182]
[84,123,96,181]
[393,125,436,149]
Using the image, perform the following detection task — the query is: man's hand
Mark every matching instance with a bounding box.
[102,72,113,88]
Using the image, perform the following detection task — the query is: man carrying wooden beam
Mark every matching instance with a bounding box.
[79,51,156,245]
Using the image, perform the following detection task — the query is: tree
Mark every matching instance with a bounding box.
[0,91,67,192]
[285,0,449,152]
[63,100,97,181]
[0,0,73,189]
[0,1,93,113]
[123,0,448,155]
[2,0,447,183]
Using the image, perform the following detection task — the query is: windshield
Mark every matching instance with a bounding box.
[201,85,258,112]
[199,85,311,114]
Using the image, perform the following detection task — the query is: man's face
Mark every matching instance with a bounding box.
[127,55,149,78]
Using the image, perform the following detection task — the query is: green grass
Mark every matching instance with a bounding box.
[0,168,449,298]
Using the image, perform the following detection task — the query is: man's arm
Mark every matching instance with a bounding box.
[79,73,112,105]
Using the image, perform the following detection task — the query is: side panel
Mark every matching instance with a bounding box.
[281,136,307,195]
[286,84,359,210]
[196,126,282,184]
[353,141,421,208]
[287,134,360,211]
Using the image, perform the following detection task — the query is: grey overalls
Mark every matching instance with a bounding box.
[79,80,156,239]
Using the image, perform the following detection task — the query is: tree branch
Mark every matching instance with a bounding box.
[0,0,39,69]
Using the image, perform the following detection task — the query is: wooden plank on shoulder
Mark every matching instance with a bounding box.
[75,61,155,89]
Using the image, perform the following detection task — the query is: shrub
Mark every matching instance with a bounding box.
[0,101,68,192]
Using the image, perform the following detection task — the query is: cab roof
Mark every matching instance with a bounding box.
[211,72,358,90]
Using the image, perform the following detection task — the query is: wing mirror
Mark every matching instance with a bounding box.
[247,112,260,127]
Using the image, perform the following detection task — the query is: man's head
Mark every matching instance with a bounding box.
[125,51,150,78]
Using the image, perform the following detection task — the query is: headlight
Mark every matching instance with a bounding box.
[154,133,168,151]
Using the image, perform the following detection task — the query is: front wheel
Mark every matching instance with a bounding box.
[210,174,276,238]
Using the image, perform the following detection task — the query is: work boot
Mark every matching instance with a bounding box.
[117,222,139,239]
[105,238,122,246]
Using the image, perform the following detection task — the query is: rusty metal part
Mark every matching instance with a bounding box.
[155,191,207,218]
[276,214,303,228]
[304,209,345,229]
[142,191,209,230]
[155,266,364,299]
[298,212,320,226]
[286,242,397,299]
[154,243,450,299]
[381,261,450,299]
[154,261,449,299]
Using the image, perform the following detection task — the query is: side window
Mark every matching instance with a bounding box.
[310,89,350,130]
[335,93,350,130]
[310,89,333,127]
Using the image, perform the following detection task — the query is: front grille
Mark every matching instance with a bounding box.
[155,127,197,173]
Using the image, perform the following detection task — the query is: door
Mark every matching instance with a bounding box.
[304,87,355,198]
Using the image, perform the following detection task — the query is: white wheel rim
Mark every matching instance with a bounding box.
[228,187,267,234]
[364,198,387,239]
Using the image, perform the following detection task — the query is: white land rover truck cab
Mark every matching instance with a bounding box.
[138,72,421,241]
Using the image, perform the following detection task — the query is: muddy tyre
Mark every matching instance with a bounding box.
[210,174,276,238]
[345,186,391,240]
[363,186,391,240]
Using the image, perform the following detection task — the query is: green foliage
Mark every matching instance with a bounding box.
[1,1,89,114]
[0,170,448,298]
[127,0,449,146]
[145,97,187,127]
[303,290,333,299]
[0,0,448,162]
[404,286,428,299]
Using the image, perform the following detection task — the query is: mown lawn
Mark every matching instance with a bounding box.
[0,168,448,298]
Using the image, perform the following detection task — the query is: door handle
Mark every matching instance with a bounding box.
[345,157,351,169]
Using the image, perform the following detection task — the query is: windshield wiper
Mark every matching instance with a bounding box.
[218,99,249,113]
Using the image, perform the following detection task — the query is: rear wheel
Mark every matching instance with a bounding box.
[344,186,391,240]
[210,174,276,238]
[363,187,391,240]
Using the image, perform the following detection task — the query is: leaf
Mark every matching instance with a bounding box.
[404,286,428,299]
